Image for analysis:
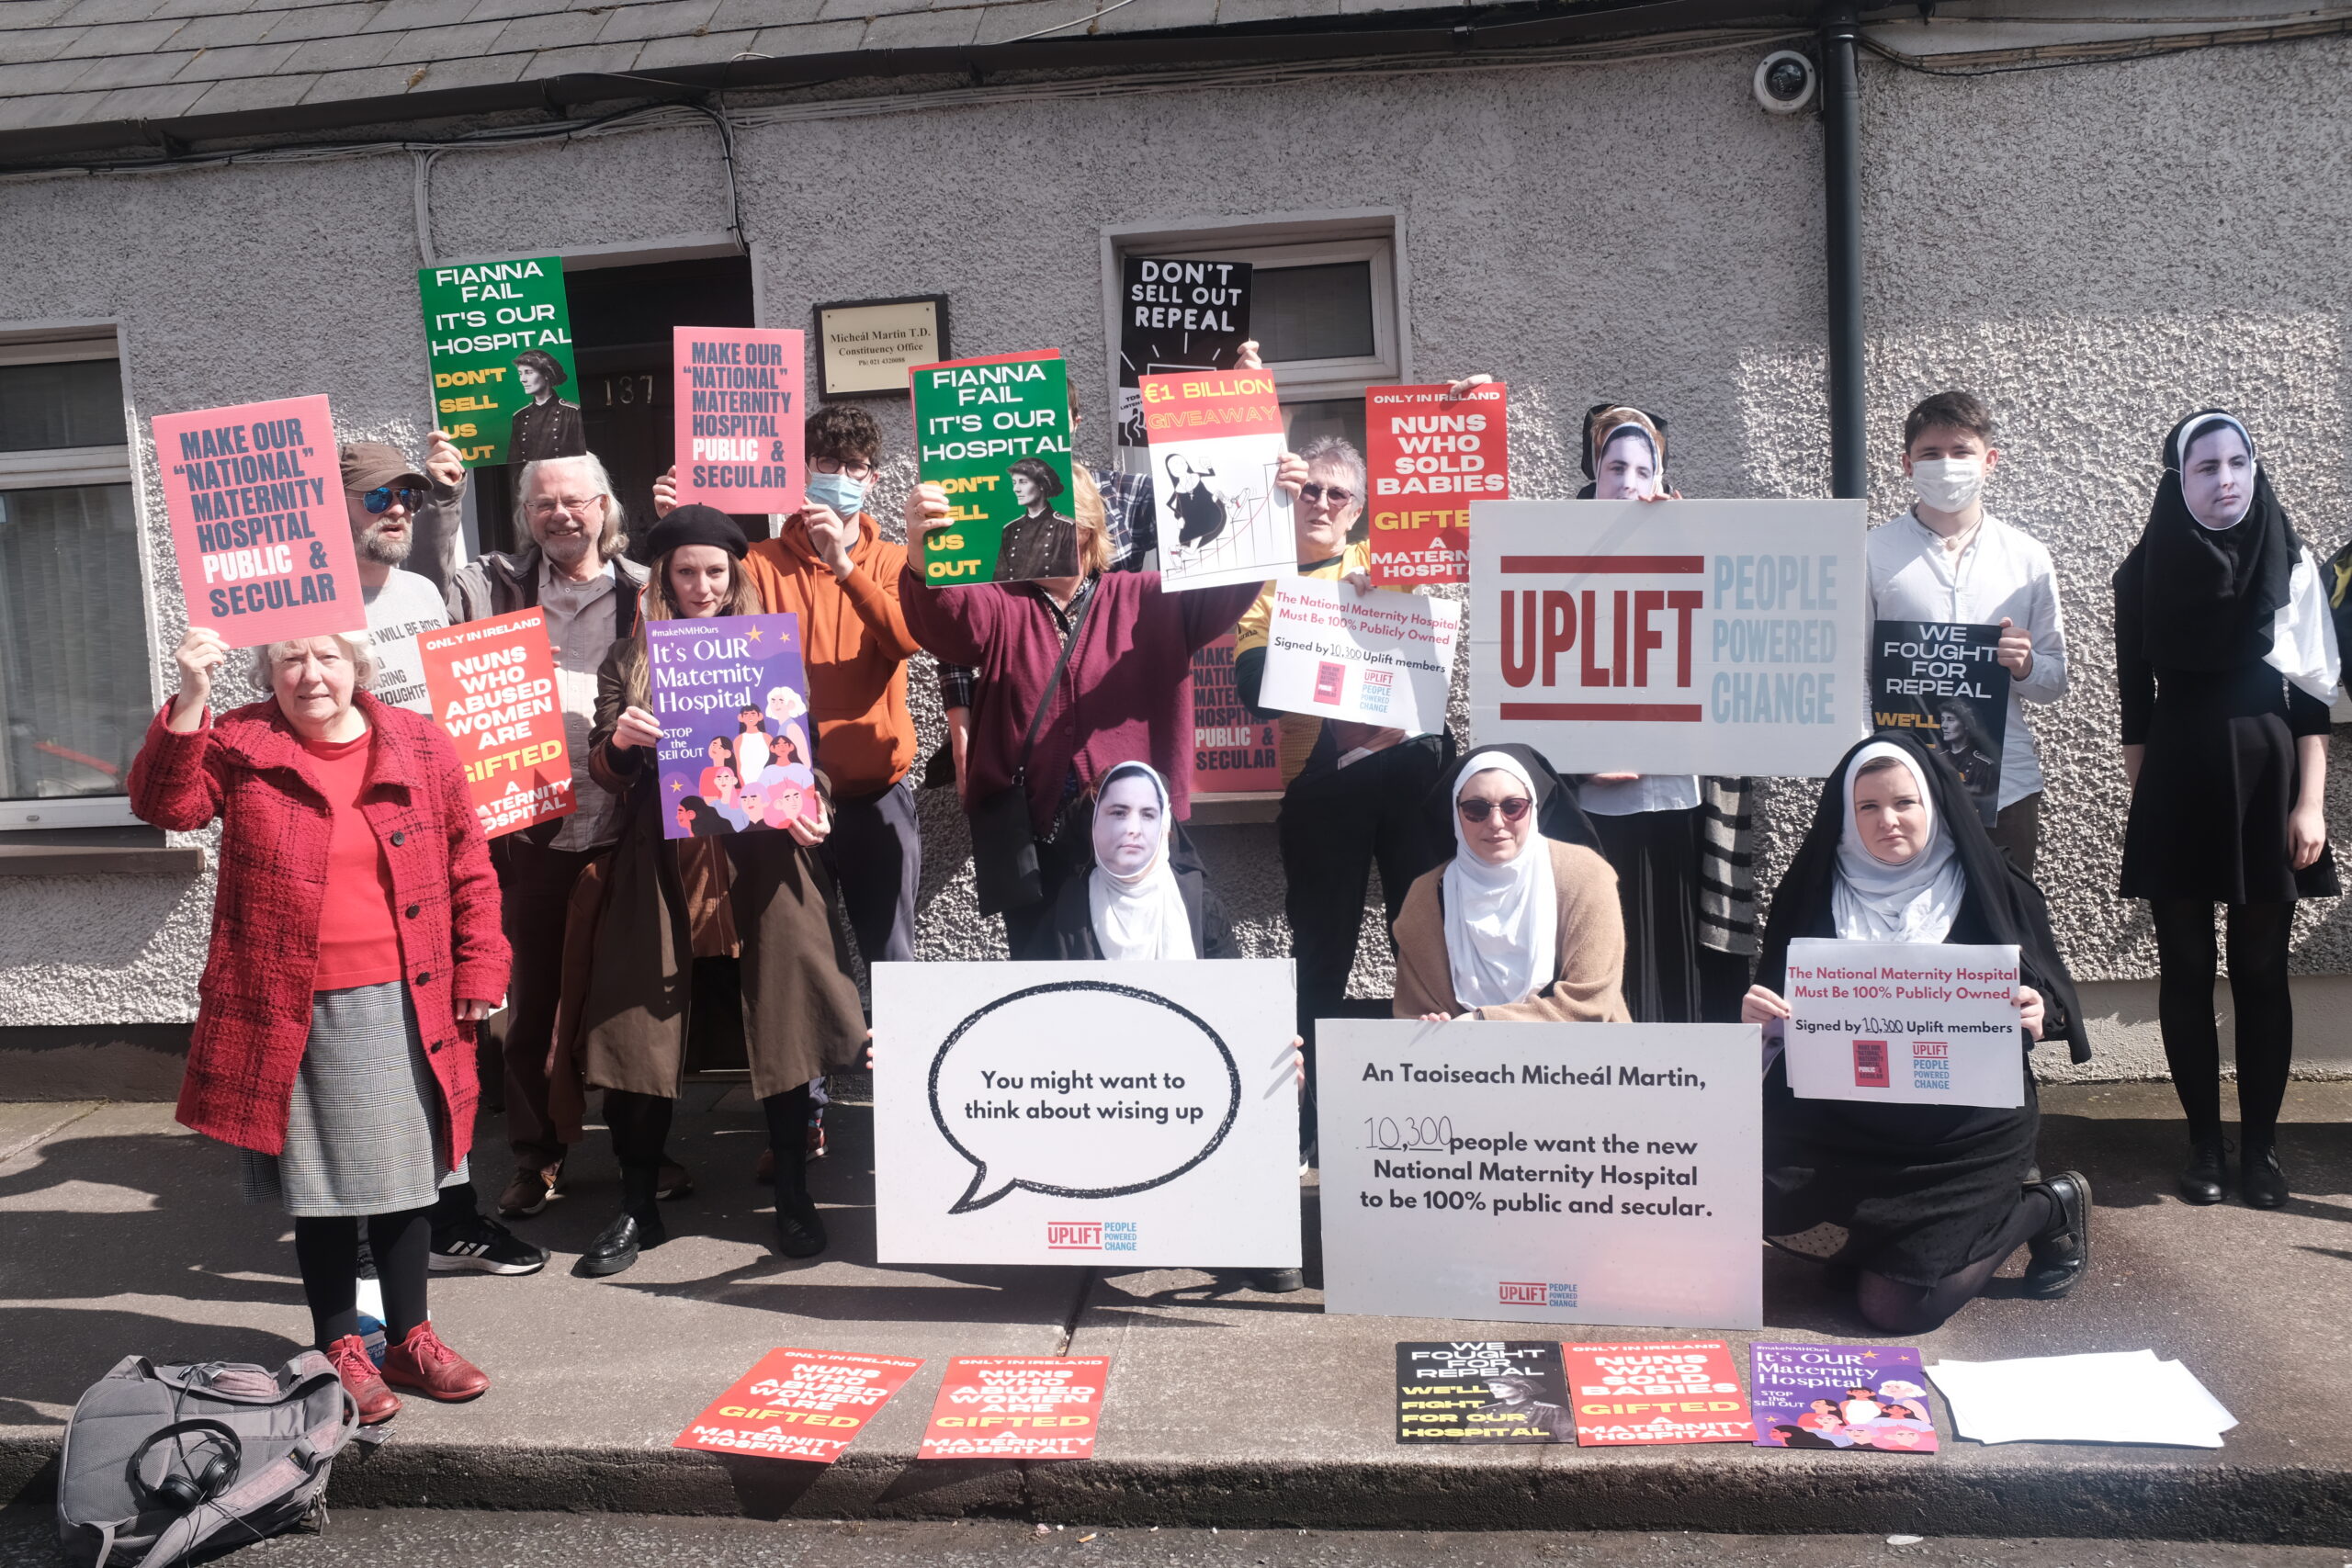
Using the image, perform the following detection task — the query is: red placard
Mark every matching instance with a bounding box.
[673,1347,922,1464]
[916,1357,1110,1461]
[673,326,805,514]
[153,394,361,648]
[1562,1340,1754,1446]
[1364,382,1509,587]
[417,611,575,839]
[1189,630,1280,795]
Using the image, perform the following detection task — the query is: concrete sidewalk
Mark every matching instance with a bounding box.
[3,1083,2348,1543]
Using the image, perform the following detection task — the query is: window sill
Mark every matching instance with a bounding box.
[0,843,206,876]
[1188,791,1282,826]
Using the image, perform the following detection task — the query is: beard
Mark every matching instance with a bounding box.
[356,519,413,566]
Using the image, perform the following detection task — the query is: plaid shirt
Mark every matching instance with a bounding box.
[938,463,1152,712]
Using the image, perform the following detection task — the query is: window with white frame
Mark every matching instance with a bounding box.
[0,332,152,829]
[1104,214,1403,471]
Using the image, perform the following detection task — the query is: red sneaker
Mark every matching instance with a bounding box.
[323,1334,401,1426]
[381,1322,491,1403]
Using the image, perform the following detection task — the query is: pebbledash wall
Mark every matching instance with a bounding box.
[5,33,2352,1086]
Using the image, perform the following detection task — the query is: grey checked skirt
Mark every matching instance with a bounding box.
[240,980,469,1218]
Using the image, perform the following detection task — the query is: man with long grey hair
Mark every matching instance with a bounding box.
[418,449,651,1224]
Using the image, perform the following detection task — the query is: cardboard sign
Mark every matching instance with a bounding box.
[910,350,1076,585]
[153,394,360,649]
[1468,499,1869,776]
[417,612,574,839]
[1782,939,2025,1108]
[871,959,1302,1269]
[917,1357,1110,1461]
[418,255,580,468]
[1871,619,2007,826]
[1190,631,1281,795]
[1366,382,1509,587]
[1140,368,1297,592]
[673,1348,922,1463]
[1258,578,1458,737]
[1750,1342,1937,1452]
[672,326,804,514]
[1396,1342,1574,1445]
[1563,1341,1754,1446]
[1315,1020,1762,1329]
[645,613,820,840]
[1116,256,1252,450]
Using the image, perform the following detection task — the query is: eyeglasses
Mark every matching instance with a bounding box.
[526,494,607,518]
[1299,482,1356,506]
[811,457,876,479]
[1457,796,1532,824]
[358,486,425,514]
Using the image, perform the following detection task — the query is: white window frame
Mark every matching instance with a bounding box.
[0,324,153,830]
[1100,209,1409,423]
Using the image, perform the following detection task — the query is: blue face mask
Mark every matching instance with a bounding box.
[804,469,867,519]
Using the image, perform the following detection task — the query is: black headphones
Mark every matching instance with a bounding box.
[128,1419,242,1514]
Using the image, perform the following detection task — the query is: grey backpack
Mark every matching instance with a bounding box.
[57,1353,362,1567]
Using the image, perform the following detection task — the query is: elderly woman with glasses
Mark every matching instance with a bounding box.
[1390,744,1631,1023]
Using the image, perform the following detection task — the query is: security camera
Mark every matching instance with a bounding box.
[1754,49,1817,114]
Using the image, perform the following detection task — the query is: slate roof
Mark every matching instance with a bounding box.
[0,0,1791,164]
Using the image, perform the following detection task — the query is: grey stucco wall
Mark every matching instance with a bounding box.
[4,35,2351,1029]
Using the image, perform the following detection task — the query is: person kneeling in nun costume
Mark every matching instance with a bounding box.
[1741,734,2092,1333]
[1018,760,1306,1292]
[1392,746,1633,1022]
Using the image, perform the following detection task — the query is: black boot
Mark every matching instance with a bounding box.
[774,1189,827,1259]
[2022,1170,2091,1299]
[2177,1133,2229,1206]
[578,1166,668,1278]
[2241,1140,2290,1210]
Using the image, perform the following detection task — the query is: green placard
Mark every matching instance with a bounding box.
[418,255,581,469]
[910,350,1076,585]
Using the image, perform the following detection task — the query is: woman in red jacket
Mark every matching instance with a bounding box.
[130,625,509,1426]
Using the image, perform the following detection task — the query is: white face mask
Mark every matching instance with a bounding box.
[1910,457,1984,514]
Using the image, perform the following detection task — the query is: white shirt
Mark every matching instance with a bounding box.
[362,568,450,715]
[537,557,625,852]
[1866,507,2069,811]
[1577,774,1701,817]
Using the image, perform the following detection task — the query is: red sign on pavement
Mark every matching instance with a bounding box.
[1365,381,1509,588]
[916,1357,1111,1461]
[1562,1340,1754,1447]
[416,610,574,839]
[153,393,361,648]
[673,1347,923,1464]
[673,326,805,515]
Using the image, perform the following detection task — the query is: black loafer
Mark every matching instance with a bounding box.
[577,1207,667,1278]
[2241,1144,2290,1210]
[2022,1169,2090,1299]
[2177,1134,2229,1206]
[774,1193,828,1259]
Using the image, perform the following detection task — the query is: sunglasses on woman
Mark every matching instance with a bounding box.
[1299,482,1356,505]
[1457,796,1532,823]
[359,485,426,514]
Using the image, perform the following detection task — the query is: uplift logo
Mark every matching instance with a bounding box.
[1500,1280,1577,1307]
[1046,1222,1103,1250]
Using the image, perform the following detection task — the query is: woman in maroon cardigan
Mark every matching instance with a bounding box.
[899,455,1303,952]
[130,624,508,1425]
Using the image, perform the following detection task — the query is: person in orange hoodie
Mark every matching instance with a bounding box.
[652,403,922,970]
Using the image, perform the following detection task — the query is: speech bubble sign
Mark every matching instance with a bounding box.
[926,980,1240,1213]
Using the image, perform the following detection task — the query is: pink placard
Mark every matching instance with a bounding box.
[673,326,805,514]
[153,394,360,648]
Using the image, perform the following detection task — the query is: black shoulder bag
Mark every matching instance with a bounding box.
[968,587,1097,916]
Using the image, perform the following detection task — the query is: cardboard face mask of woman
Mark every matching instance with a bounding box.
[2180,419,2256,530]
[1092,769,1165,876]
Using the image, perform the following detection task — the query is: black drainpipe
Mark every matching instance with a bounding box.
[1820,3,1867,500]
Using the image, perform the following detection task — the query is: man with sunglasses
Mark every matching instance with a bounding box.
[342,436,466,716]
[1233,433,1453,1156]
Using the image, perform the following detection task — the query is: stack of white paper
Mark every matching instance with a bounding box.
[1926,1350,2236,1448]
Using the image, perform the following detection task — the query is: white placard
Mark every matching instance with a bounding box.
[1316,1020,1761,1329]
[1259,577,1460,736]
[873,960,1302,1268]
[1782,939,2024,1108]
[1467,498,1867,775]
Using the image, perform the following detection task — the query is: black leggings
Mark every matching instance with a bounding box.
[295,1207,431,1348]
[1855,1187,2056,1335]
[2149,898,2295,1145]
[604,1083,812,1201]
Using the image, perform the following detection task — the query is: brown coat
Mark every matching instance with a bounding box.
[570,636,866,1100]
[1391,839,1632,1023]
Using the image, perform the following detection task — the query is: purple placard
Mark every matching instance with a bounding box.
[1749,1342,1938,1453]
[646,612,818,840]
